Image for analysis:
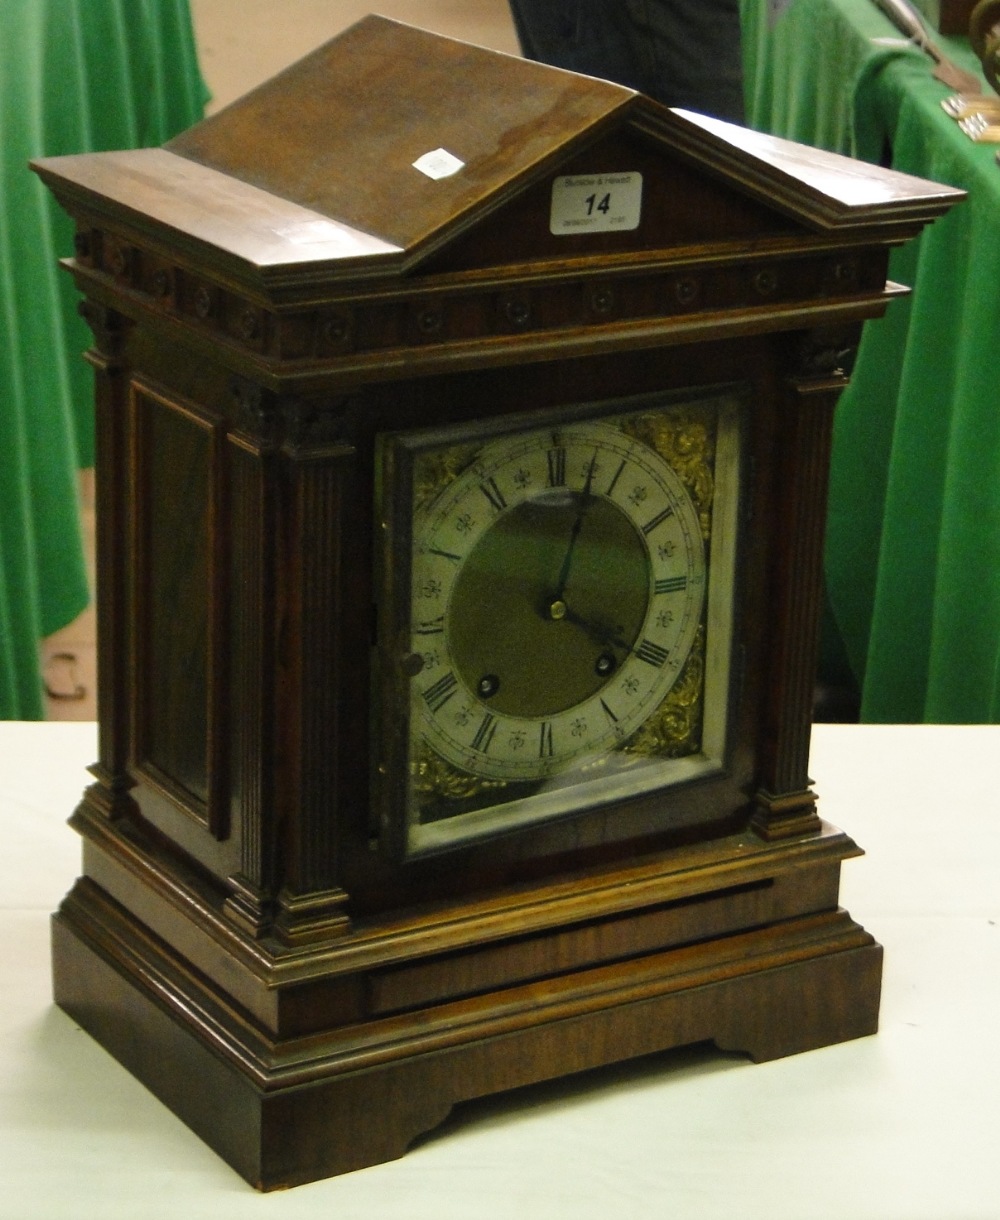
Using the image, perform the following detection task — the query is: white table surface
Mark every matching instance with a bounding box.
[2,721,998,1219]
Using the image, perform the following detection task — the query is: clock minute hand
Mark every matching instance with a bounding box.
[551,449,599,607]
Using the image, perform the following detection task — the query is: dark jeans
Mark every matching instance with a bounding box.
[507,0,744,123]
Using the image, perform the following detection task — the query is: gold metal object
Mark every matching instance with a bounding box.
[958,110,1000,137]
[940,91,1000,116]
[623,628,706,760]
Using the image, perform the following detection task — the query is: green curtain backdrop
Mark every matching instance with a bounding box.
[1,0,207,718]
[741,0,1000,722]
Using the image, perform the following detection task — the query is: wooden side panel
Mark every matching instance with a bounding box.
[131,378,229,837]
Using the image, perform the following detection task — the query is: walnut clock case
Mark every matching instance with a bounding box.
[32,17,962,1191]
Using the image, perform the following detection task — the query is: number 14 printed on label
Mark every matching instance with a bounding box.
[549,172,643,235]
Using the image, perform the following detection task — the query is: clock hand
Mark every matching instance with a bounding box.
[560,605,635,657]
[548,449,599,616]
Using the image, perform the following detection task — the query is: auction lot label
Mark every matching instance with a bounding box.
[550,172,643,234]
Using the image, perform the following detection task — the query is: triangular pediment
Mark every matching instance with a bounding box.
[157,14,960,279]
[33,14,963,292]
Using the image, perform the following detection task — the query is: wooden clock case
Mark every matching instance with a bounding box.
[32,17,962,1190]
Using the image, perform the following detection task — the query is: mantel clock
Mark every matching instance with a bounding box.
[32,17,963,1190]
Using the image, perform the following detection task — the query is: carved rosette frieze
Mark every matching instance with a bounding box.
[75,223,888,370]
[318,311,354,352]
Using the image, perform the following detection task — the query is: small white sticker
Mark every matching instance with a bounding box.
[413,148,466,180]
[550,172,643,235]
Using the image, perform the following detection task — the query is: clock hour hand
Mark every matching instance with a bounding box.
[560,605,634,658]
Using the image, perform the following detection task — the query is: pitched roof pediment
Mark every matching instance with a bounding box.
[33,14,964,291]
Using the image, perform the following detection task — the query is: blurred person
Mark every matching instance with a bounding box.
[507,0,744,122]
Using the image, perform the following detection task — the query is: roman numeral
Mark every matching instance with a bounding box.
[539,721,554,757]
[655,575,688,595]
[600,698,619,724]
[422,671,458,712]
[428,546,461,563]
[547,446,567,486]
[414,616,445,635]
[471,712,498,754]
[642,505,675,535]
[479,477,507,513]
[635,639,669,668]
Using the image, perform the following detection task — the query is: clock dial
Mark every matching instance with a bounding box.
[410,421,706,782]
[377,391,741,855]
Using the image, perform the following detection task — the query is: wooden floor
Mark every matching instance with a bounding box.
[40,0,518,721]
